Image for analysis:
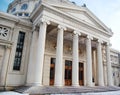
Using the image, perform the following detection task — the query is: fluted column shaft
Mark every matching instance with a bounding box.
[97,40,104,86]
[86,36,93,86]
[54,25,66,86]
[106,43,113,86]
[72,32,80,86]
[35,19,50,86]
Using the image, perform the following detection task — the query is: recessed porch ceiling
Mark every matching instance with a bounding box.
[46,25,100,47]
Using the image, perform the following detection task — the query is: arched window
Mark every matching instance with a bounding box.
[21,4,28,10]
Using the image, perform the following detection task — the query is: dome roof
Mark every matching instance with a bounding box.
[7,0,39,18]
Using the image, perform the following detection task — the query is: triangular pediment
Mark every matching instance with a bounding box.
[43,0,111,32]
[54,7,109,32]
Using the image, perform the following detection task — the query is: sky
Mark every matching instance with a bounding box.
[0,0,120,51]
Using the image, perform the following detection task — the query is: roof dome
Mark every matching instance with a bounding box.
[7,0,39,18]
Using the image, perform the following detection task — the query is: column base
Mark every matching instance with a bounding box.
[72,83,79,87]
[98,83,104,86]
[26,83,42,86]
[107,84,114,86]
[86,83,94,87]
[54,84,63,87]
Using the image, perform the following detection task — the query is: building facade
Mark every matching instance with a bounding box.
[0,0,120,90]
[110,49,120,86]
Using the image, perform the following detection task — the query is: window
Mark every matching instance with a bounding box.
[13,32,25,71]
[65,60,72,80]
[18,13,22,16]
[21,4,28,10]
[50,58,55,80]
[24,13,29,17]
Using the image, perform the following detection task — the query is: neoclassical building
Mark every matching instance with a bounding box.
[0,0,120,91]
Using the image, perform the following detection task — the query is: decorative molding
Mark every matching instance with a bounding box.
[87,35,93,40]
[98,39,103,43]
[40,18,50,25]
[58,25,66,30]
[73,31,81,35]
[0,26,10,40]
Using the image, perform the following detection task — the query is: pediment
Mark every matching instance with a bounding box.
[54,7,109,32]
[43,0,111,32]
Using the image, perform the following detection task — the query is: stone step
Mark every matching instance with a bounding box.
[14,86,120,95]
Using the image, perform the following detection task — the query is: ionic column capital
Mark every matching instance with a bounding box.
[97,39,103,44]
[73,31,81,36]
[87,35,93,40]
[106,42,111,46]
[40,18,50,25]
[58,25,66,31]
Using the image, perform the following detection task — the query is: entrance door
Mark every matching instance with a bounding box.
[79,62,84,85]
[50,58,55,85]
[65,60,72,86]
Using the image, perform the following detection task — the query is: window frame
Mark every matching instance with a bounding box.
[13,31,25,71]
[21,4,28,10]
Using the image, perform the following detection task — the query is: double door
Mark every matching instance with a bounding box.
[49,58,84,86]
[65,60,72,86]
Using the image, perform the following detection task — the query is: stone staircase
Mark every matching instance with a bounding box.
[14,86,120,95]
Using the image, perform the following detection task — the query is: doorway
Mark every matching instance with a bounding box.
[79,62,84,85]
[65,60,72,86]
[49,58,55,85]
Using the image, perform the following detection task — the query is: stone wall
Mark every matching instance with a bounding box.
[0,46,5,73]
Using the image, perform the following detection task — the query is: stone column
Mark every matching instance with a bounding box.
[86,36,93,86]
[54,25,66,86]
[97,40,104,86]
[106,43,113,86]
[0,46,11,86]
[26,26,39,85]
[34,19,50,86]
[72,31,81,86]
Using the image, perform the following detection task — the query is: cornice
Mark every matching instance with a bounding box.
[0,11,32,28]
[110,48,120,54]
[84,7,113,34]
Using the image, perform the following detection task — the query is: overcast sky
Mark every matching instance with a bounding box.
[0,0,120,51]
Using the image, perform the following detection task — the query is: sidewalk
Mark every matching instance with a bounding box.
[0,92,29,95]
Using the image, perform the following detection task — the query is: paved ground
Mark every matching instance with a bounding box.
[15,86,120,94]
[1,91,120,95]
[51,91,120,95]
[0,92,28,95]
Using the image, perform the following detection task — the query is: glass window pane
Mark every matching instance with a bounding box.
[13,32,25,71]
[21,4,28,10]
